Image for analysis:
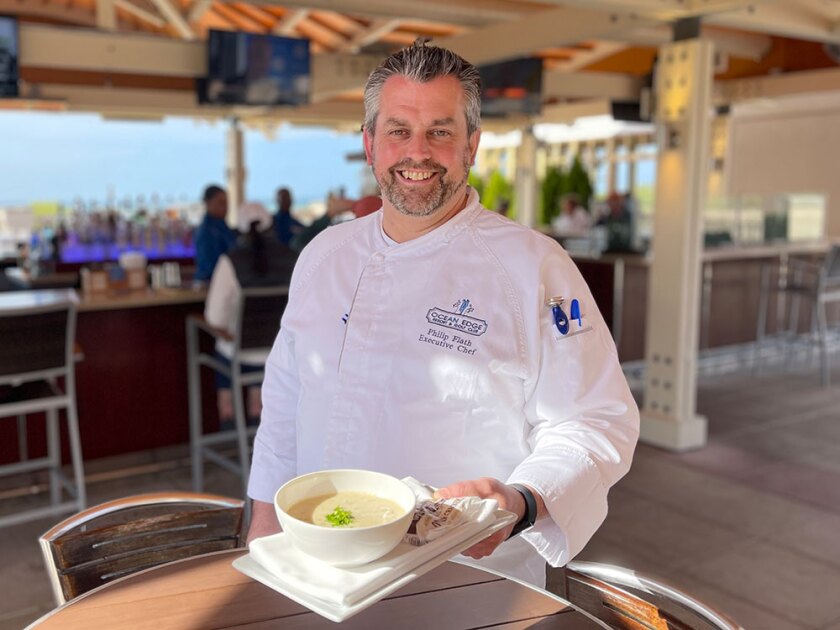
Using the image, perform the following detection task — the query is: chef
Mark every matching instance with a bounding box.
[247,41,639,587]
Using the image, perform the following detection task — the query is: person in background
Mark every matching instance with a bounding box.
[246,41,638,588]
[273,187,303,247]
[290,192,381,252]
[597,191,634,253]
[552,193,592,236]
[204,202,298,430]
[194,185,237,282]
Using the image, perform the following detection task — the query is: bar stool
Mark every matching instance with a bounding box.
[755,246,840,385]
[187,286,288,498]
[0,289,86,528]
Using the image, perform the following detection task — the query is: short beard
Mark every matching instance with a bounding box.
[374,152,472,218]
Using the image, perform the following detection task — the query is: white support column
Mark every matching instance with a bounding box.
[226,119,246,228]
[640,39,714,451]
[606,137,617,193]
[515,126,538,227]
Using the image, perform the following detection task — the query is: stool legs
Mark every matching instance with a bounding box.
[46,409,61,506]
[231,368,251,500]
[187,319,204,493]
[66,402,86,510]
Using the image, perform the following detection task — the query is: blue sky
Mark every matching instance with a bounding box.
[0,111,367,207]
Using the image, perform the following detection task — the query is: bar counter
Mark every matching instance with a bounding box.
[569,241,833,362]
[0,286,218,466]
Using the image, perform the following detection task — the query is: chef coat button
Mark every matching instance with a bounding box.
[371,252,385,262]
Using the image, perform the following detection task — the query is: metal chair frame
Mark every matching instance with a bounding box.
[559,561,744,630]
[755,246,840,385]
[0,290,86,528]
[187,285,288,498]
[39,491,244,605]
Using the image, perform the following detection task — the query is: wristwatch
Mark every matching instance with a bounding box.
[508,483,538,538]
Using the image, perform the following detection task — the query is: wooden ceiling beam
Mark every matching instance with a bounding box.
[148,0,194,38]
[210,2,263,31]
[230,2,275,29]
[308,9,363,37]
[249,0,534,28]
[437,6,654,66]
[115,0,166,28]
[341,18,400,53]
[295,16,348,51]
[187,0,214,23]
[272,8,307,35]
[0,0,96,26]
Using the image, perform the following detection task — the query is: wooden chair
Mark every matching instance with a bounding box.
[556,561,744,630]
[39,491,244,605]
[0,289,86,528]
[187,286,288,498]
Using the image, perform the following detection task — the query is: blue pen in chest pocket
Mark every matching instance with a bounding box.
[547,296,569,335]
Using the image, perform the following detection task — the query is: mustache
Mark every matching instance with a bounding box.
[388,159,447,175]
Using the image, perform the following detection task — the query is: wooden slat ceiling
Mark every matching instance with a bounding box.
[6,0,840,122]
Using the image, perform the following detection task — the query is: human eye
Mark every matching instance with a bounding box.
[388,128,409,137]
[429,128,453,138]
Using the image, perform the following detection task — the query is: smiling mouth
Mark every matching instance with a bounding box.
[396,169,437,182]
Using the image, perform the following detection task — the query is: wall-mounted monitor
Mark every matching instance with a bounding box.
[0,15,19,97]
[201,30,310,106]
[478,57,543,117]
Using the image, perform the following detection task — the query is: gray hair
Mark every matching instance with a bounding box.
[363,41,482,136]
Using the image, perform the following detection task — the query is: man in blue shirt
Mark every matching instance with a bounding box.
[194,184,237,282]
[272,187,303,246]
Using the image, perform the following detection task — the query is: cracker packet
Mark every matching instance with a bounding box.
[401,477,500,547]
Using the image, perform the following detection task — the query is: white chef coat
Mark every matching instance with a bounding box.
[249,189,639,587]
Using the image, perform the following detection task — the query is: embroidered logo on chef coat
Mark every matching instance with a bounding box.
[426,298,487,337]
[418,298,486,356]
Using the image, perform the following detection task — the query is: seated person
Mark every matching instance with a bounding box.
[597,191,634,253]
[552,194,592,236]
[290,193,381,252]
[204,202,298,430]
[273,187,303,246]
[194,185,237,282]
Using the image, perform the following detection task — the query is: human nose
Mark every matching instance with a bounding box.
[404,132,432,161]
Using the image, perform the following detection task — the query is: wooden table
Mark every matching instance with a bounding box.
[29,550,603,629]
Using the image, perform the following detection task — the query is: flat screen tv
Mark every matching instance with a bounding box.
[202,30,310,106]
[479,57,542,117]
[0,15,19,97]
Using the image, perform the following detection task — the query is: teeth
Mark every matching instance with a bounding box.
[400,170,434,181]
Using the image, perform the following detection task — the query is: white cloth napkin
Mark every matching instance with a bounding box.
[248,477,500,607]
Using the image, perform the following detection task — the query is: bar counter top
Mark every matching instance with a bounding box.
[76,286,207,312]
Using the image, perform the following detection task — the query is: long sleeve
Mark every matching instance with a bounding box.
[248,325,300,501]
[508,250,639,567]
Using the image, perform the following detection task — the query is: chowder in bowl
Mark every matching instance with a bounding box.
[274,469,416,567]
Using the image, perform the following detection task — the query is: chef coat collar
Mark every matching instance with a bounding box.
[373,187,482,257]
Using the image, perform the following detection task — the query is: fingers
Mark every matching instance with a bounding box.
[460,528,511,559]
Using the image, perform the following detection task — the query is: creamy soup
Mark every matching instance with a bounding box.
[287,491,405,528]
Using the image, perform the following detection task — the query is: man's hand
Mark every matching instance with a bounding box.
[434,478,531,560]
[246,499,282,546]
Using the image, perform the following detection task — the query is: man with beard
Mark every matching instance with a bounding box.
[246,42,639,587]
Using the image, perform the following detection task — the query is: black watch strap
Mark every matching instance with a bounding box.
[508,483,538,538]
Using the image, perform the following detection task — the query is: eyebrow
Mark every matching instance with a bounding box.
[382,117,456,127]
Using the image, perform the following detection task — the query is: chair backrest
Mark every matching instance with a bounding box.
[821,244,840,281]
[235,286,289,351]
[559,561,743,630]
[0,289,76,383]
[39,491,244,605]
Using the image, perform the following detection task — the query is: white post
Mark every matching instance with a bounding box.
[640,38,714,451]
[515,126,538,227]
[225,118,246,228]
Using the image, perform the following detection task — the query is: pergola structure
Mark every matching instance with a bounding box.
[3,1,840,125]
[4,0,840,451]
